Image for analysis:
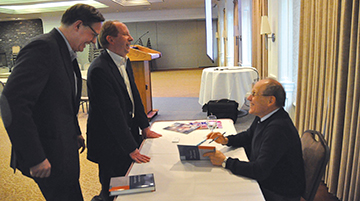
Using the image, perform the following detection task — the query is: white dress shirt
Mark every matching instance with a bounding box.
[107,49,135,117]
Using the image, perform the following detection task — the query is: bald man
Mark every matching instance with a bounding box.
[205,78,305,201]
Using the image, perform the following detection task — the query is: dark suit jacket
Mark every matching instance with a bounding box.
[225,108,305,197]
[86,50,149,164]
[0,29,82,182]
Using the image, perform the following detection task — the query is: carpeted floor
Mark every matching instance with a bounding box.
[0,117,44,201]
[0,113,101,201]
[151,69,202,97]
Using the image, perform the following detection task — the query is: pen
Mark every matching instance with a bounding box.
[209,132,226,144]
[196,138,207,146]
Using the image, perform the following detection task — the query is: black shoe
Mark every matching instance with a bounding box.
[91,195,104,201]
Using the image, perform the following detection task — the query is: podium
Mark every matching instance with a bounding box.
[127,45,161,119]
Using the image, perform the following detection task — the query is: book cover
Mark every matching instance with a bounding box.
[163,122,200,134]
[177,145,216,160]
[109,173,155,196]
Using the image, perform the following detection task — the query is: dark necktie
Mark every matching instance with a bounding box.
[72,59,82,98]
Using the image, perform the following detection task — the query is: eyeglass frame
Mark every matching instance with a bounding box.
[250,91,272,97]
[84,24,99,38]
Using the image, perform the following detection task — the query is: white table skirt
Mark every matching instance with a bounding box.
[115,119,265,201]
[198,66,258,110]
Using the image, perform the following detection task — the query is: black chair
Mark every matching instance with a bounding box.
[301,130,330,201]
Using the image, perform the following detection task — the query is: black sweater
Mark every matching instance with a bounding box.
[225,108,305,197]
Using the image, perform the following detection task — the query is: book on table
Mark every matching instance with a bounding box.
[177,145,216,160]
[109,173,155,196]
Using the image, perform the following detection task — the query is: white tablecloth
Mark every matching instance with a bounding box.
[115,119,265,201]
[199,66,258,110]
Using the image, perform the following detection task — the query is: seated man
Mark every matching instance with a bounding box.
[204,78,305,201]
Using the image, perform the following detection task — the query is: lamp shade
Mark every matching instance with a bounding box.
[260,16,271,34]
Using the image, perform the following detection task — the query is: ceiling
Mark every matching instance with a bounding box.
[0,0,206,21]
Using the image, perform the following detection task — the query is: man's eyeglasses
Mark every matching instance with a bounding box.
[85,24,99,38]
[250,91,272,97]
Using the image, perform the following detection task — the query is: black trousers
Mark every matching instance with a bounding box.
[34,177,83,201]
[97,157,133,201]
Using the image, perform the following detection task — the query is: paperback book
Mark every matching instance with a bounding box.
[177,145,216,160]
[109,173,155,196]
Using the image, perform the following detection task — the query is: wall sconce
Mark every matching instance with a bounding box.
[260,16,275,49]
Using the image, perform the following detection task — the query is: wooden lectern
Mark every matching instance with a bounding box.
[127,45,161,119]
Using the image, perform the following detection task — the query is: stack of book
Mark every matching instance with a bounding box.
[109,173,156,196]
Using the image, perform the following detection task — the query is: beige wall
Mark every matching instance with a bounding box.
[126,20,217,70]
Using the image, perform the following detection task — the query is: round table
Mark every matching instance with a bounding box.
[198,66,259,111]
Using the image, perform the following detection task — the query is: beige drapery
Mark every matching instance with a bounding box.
[234,0,240,65]
[251,0,268,78]
[295,0,360,200]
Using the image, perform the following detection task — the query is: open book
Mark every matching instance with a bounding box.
[177,145,215,160]
[109,173,155,196]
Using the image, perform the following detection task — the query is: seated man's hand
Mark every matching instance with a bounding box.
[206,132,228,145]
[30,158,51,178]
[143,127,162,138]
[129,148,151,163]
[203,150,226,166]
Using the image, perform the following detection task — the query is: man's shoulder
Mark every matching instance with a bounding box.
[265,109,298,136]
[271,108,290,120]
[31,29,59,43]
[266,109,295,128]
[92,50,109,63]
[88,51,112,75]
[21,30,61,53]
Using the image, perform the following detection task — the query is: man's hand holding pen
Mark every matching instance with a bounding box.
[206,132,228,145]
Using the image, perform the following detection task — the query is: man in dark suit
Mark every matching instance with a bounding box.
[86,20,162,201]
[0,4,104,200]
[204,78,305,201]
